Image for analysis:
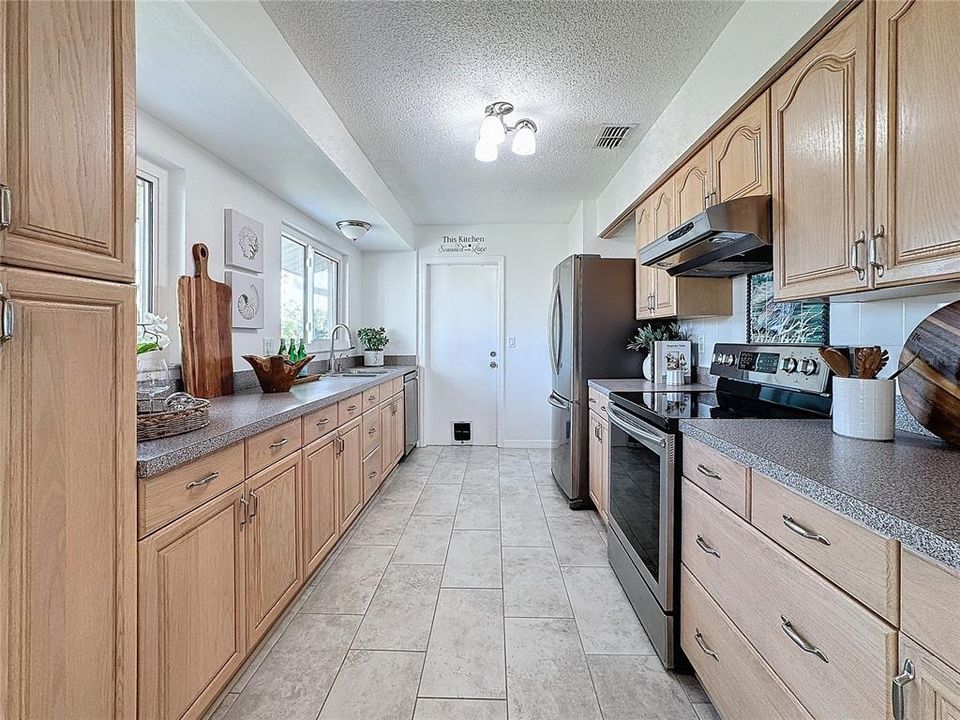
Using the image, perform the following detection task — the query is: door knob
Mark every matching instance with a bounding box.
[490,351,497,357]
[490,361,498,368]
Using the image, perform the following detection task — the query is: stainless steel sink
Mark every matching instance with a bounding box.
[342,368,393,376]
[326,371,383,378]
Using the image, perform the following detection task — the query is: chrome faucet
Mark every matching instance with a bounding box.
[328,323,354,375]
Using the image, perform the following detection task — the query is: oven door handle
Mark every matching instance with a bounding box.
[607,404,667,448]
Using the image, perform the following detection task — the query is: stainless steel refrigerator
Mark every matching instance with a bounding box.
[548,255,639,507]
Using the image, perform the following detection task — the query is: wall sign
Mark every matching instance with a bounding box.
[438,234,487,255]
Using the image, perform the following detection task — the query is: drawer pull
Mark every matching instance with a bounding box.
[694,629,719,661]
[892,659,915,720]
[368,470,378,479]
[368,394,376,401]
[695,534,720,558]
[316,418,330,427]
[185,471,219,489]
[347,404,358,412]
[780,616,828,663]
[696,464,722,480]
[269,437,289,449]
[368,427,377,435]
[782,515,831,546]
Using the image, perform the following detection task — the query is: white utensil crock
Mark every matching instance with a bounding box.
[832,377,895,441]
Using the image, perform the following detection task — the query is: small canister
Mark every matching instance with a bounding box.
[832,377,896,441]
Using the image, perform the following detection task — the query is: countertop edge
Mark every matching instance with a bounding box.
[679,421,960,573]
[137,367,415,479]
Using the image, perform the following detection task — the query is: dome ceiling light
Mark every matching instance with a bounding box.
[474,100,538,162]
[336,219,372,242]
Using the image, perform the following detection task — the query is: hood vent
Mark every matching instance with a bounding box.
[638,195,773,278]
[595,125,634,149]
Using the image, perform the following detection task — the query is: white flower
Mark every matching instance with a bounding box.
[137,313,171,352]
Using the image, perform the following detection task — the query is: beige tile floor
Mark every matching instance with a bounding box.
[206,446,719,720]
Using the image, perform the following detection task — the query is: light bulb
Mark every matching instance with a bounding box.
[474,138,498,162]
[479,113,506,145]
[511,121,537,156]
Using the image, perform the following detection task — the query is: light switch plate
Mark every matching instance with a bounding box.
[263,337,276,355]
[508,337,517,349]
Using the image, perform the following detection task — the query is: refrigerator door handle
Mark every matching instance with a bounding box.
[548,280,561,375]
[547,391,569,410]
[554,282,564,374]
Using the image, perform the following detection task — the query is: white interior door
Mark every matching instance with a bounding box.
[423,261,501,445]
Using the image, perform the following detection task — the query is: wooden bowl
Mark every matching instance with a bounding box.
[242,354,315,393]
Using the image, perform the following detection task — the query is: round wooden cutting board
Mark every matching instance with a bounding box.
[899,299,960,445]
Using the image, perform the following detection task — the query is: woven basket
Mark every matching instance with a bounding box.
[137,392,210,441]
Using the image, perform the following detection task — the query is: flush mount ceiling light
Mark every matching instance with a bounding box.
[336,219,372,242]
[474,100,538,162]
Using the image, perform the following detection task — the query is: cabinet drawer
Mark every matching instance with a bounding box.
[680,565,813,720]
[245,418,303,476]
[362,384,382,412]
[682,480,897,720]
[363,446,383,504]
[302,404,339,445]
[338,394,362,423]
[682,436,750,518]
[902,549,960,672]
[138,443,245,538]
[362,409,382,457]
[587,387,608,416]
[752,471,900,624]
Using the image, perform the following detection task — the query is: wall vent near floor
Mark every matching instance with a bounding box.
[595,124,635,149]
[452,421,472,444]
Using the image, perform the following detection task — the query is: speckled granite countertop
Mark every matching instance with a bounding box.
[137,366,417,479]
[680,418,960,571]
[589,378,717,394]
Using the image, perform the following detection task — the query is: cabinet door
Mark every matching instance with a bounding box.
[246,454,301,647]
[598,418,609,522]
[712,91,771,203]
[379,401,395,478]
[874,0,960,287]
[363,447,383,504]
[0,267,136,720]
[651,187,677,317]
[302,432,340,579]
[338,419,363,532]
[634,202,656,319]
[587,412,603,516]
[772,4,870,300]
[138,487,246,720]
[674,145,713,224]
[899,635,960,720]
[1,1,135,282]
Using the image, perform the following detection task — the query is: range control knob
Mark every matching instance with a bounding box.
[799,358,819,376]
[724,354,736,366]
[712,352,723,365]
[781,357,798,374]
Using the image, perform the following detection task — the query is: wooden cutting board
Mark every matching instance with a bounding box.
[178,243,234,398]
[898,299,960,445]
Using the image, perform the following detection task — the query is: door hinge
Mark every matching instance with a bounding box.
[0,282,14,351]
[0,185,11,230]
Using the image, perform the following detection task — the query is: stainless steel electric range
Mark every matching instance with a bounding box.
[605,343,838,668]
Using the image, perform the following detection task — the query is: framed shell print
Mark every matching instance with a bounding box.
[225,271,264,329]
[224,209,264,273]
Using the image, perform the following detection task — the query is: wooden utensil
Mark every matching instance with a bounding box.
[855,346,888,379]
[178,243,235,398]
[898,299,960,446]
[819,347,851,377]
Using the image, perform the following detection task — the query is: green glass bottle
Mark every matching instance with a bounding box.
[278,338,287,358]
[297,338,306,361]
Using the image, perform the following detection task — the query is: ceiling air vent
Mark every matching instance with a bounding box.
[595,124,635,149]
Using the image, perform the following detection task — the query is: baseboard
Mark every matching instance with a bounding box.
[499,439,552,449]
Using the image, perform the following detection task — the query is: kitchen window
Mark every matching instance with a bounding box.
[134,169,160,316]
[280,229,342,344]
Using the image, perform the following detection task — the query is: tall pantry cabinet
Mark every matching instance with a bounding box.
[0,3,138,719]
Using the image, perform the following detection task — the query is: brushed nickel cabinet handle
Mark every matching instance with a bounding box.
[695,629,719,661]
[780,616,828,663]
[0,281,14,349]
[249,490,259,519]
[892,659,915,720]
[589,397,596,404]
[696,534,720,558]
[368,470,377,478]
[269,437,289,449]
[850,230,866,280]
[696,464,721,480]
[0,184,11,230]
[869,224,886,278]
[316,418,330,427]
[239,496,249,526]
[347,404,358,412]
[782,515,831,546]
[368,427,377,435]
[185,471,219,489]
[368,394,376,401]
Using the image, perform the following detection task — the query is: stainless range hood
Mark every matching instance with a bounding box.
[638,195,772,277]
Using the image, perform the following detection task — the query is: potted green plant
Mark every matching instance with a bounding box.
[356,326,389,366]
[627,322,686,379]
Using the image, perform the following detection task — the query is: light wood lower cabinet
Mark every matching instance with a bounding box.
[897,635,960,720]
[246,453,302,648]
[138,487,246,720]
[338,418,364,533]
[301,431,340,578]
[379,393,405,478]
[588,410,608,522]
[363,447,383,504]
[0,267,136,720]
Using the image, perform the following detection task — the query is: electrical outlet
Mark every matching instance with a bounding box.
[263,337,276,355]
[508,337,517,349]
[697,335,706,356]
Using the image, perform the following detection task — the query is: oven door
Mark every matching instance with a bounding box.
[606,403,677,612]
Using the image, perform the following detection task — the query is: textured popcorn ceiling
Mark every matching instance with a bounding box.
[263,0,742,225]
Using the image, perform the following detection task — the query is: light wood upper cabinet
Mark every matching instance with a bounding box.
[898,634,960,720]
[338,419,363,533]
[712,91,771,203]
[246,454,302,648]
[302,432,340,579]
[0,267,136,720]
[634,202,656,319]
[674,145,713,225]
[138,487,246,720]
[0,1,136,282]
[873,0,960,288]
[772,4,871,300]
[651,188,677,316]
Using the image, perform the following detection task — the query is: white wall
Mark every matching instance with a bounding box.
[361,251,418,356]
[137,111,364,370]
[415,224,571,447]
[596,0,836,235]
[566,199,634,258]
